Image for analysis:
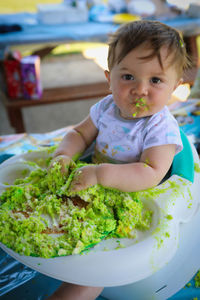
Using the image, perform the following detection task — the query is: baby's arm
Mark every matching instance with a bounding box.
[52,116,98,169]
[71,144,176,192]
[96,144,176,192]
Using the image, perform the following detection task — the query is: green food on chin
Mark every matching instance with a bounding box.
[0,151,152,258]
[133,98,148,117]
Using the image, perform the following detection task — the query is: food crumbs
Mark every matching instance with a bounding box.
[195,270,200,288]
[194,163,200,173]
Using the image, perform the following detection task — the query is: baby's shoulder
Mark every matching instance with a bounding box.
[148,106,175,123]
[90,94,114,125]
[91,95,114,117]
[145,106,179,133]
[97,94,114,111]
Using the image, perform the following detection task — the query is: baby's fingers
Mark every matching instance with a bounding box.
[69,170,84,192]
[49,155,76,175]
[70,181,84,192]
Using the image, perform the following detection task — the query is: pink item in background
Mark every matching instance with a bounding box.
[21,55,42,99]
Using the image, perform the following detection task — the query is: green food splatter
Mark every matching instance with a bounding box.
[132,98,148,118]
[195,270,200,288]
[194,163,200,173]
[0,152,152,258]
[186,282,192,287]
[179,39,184,48]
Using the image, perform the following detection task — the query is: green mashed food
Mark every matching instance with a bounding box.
[0,153,152,258]
[195,270,200,288]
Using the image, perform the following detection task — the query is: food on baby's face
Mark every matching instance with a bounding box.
[0,151,152,258]
[132,98,148,118]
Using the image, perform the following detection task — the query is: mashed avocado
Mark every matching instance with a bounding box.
[194,270,200,288]
[0,153,152,258]
[194,162,200,173]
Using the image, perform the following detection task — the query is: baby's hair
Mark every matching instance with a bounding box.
[107,20,191,77]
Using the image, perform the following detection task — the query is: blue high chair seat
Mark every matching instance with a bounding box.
[171,129,194,183]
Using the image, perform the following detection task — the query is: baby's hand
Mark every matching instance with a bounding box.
[49,154,76,175]
[70,165,98,192]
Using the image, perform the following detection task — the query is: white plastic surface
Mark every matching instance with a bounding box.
[0,162,37,189]
[0,142,200,287]
[102,142,200,299]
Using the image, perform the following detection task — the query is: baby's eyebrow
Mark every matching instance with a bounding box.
[150,70,165,77]
[151,73,163,77]
[119,67,129,71]
[119,66,133,73]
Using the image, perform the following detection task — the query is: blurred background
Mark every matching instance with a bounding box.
[0,0,200,134]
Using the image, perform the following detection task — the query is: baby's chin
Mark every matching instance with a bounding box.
[132,111,153,118]
[120,110,152,120]
[131,106,162,118]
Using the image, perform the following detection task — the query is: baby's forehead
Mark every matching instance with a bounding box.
[118,42,174,65]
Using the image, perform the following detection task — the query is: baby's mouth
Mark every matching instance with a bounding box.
[130,97,145,105]
[135,97,146,106]
[132,98,149,117]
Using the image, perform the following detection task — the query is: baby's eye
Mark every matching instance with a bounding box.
[122,74,134,81]
[151,77,161,84]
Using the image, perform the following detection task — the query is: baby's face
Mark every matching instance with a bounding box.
[105,44,181,119]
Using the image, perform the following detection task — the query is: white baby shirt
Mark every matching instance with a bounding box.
[90,95,183,163]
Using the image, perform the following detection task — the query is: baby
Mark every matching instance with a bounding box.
[48,20,190,300]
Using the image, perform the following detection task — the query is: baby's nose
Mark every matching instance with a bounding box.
[135,81,148,96]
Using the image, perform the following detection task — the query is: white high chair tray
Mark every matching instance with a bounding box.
[0,140,199,287]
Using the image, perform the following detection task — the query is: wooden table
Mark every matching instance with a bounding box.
[2,81,110,133]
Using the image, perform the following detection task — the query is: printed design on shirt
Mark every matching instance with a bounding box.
[151,112,165,126]
[122,126,131,134]
[108,125,130,142]
[166,131,178,138]
[111,145,132,157]
[93,148,126,164]
[145,136,159,145]
[113,145,131,152]
[112,149,118,156]
[99,142,109,155]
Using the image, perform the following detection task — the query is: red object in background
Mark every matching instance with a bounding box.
[4,51,22,99]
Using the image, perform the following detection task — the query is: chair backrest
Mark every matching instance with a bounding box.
[171,129,194,183]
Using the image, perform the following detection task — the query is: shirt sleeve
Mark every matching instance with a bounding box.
[90,95,112,129]
[143,107,183,155]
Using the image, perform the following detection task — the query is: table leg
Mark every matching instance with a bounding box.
[32,45,56,59]
[5,106,25,133]
[184,35,199,67]
[182,35,199,85]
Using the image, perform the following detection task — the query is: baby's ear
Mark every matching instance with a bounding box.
[174,78,183,90]
[104,70,110,83]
